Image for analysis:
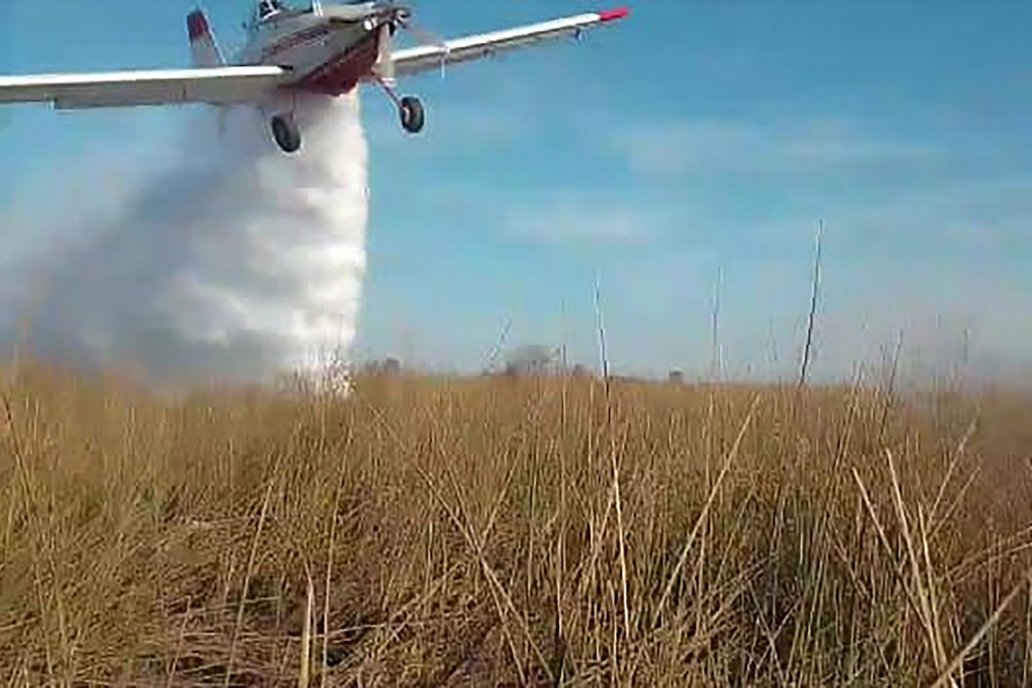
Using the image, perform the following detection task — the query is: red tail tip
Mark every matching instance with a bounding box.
[187,10,209,40]
[598,7,630,22]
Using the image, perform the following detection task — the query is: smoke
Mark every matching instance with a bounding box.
[4,93,370,386]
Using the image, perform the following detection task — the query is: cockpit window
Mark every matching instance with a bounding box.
[256,0,314,22]
[248,0,314,30]
[257,0,286,21]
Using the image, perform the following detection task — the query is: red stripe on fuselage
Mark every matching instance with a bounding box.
[289,30,380,96]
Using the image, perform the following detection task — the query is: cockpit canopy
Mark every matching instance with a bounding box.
[255,0,301,23]
[248,0,381,30]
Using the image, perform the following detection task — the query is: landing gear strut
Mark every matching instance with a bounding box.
[376,77,425,134]
[270,113,302,153]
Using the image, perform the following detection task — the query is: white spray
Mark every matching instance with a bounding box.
[5,93,370,387]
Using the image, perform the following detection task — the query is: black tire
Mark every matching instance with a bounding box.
[399,96,425,134]
[271,114,302,153]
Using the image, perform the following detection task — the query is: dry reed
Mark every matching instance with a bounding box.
[2,360,1032,686]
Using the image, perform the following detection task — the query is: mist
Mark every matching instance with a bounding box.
[2,93,370,386]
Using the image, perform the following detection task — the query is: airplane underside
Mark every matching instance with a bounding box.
[267,25,424,153]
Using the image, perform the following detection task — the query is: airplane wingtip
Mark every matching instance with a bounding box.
[598,7,630,23]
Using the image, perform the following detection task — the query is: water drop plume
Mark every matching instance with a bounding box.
[7,92,370,388]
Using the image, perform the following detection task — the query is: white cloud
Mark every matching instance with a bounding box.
[364,98,530,154]
[361,72,544,156]
[611,117,946,178]
[501,200,670,246]
[748,175,1032,253]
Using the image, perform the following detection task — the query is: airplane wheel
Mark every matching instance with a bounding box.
[271,113,302,153]
[399,96,424,134]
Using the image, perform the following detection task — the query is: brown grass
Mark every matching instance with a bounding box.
[3,360,1032,686]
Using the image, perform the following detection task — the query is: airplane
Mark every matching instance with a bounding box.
[0,1,630,154]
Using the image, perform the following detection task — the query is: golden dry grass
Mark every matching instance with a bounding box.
[3,360,1032,686]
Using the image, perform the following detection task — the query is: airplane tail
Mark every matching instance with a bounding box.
[187,9,225,68]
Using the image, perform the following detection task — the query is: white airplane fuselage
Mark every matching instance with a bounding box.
[229,5,388,98]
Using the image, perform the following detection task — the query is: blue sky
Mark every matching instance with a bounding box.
[3,1,1032,381]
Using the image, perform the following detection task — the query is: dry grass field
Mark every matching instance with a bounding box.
[3,359,1032,686]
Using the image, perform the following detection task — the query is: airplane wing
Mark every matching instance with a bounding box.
[0,65,289,110]
[389,8,629,78]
